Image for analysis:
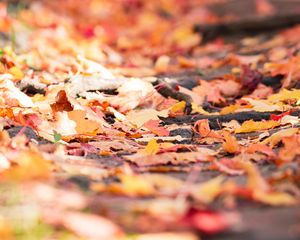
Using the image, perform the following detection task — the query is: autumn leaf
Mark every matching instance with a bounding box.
[50,90,73,112]
[193,119,221,138]
[145,139,159,155]
[268,89,300,102]
[184,209,239,234]
[169,101,186,115]
[262,128,298,146]
[125,150,215,166]
[191,176,225,203]
[278,135,300,162]
[67,110,101,134]
[95,174,156,197]
[1,151,50,181]
[143,119,169,136]
[235,120,280,133]
[127,109,168,127]
[8,66,24,80]
[253,191,297,206]
[222,131,240,154]
[62,212,124,239]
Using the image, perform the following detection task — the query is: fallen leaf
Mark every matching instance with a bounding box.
[184,209,239,234]
[1,151,50,181]
[145,139,159,155]
[169,101,186,115]
[143,120,169,136]
[262,128,298,146]
[235,120,280,133]
[125,150,215,166]
[127,109,168,128]
[222,131,240,153]
[268,89,300,102]
[193,119,221,138]
[278,135,300,162]
[191,176,225,203]
[62,212,123,239]
[50,90,73,112]
[68,110,101,134]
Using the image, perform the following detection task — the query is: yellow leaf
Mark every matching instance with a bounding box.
[145,139,159,155]
[220,104,240,114]
[254,191,297,206]
[8,66,24,80]
[235,120,280,133]
[100,174,155,197]
[192,176,225,203]
[170,101,186,114]
[268,89,300,102]
[192,103,210,114]
[127,109,168,128]
[262,128,298,147]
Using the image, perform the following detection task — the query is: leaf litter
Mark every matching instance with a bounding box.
[0,1,299,240]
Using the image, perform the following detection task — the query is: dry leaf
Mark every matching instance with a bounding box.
[262,128,298,146]
[222,131,240,153]
[143,120,169,136]
[125,150,215,166]
[68,110,101,134]
[127,109,168,127]
[235,120,280,133]
[145,139,159,155]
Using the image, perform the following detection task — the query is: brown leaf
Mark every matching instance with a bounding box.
[50,90,73,112]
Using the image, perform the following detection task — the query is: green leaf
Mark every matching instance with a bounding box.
[53,130,62,143]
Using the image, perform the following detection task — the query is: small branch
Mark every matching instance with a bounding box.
[161,110,300,129]
[195,13,300,42]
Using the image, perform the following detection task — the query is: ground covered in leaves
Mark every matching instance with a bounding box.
[0,0,300,239]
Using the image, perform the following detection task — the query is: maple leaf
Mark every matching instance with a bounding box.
[193,119,221,138]
[222,131,240,154]
[50,90,73,112]
[169,101,186,115]
[125,150,215,166]
[145,139,159,155]
[143,120,169,136]
[127,109,168,127]
[68,110,101,134]
[278,135,300,162]
[262,128,298,147]
[240,65,263,93]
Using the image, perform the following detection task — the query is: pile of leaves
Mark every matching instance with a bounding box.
[0,0,299,239]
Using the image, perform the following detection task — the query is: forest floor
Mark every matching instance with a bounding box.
[0,0,299,239]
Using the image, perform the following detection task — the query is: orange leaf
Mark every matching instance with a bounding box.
[193,119,221,138]
[50,90,73,113]
[222,131,239,154]
[1,151,50,181]
[67,110,101,134]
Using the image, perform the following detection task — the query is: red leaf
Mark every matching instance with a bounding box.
[184,208,238,234]
[143,120,169,136]
[270,110,292,121]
